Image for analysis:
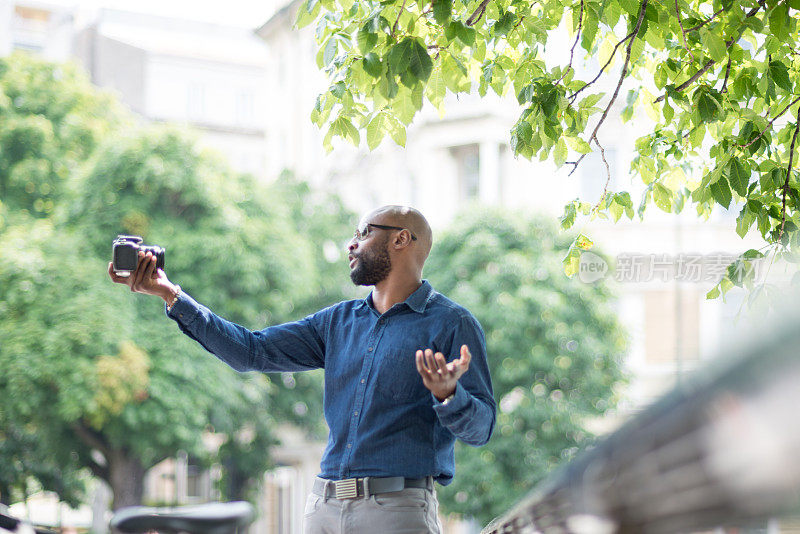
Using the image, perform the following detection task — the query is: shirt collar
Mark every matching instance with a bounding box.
[358,280,434,314]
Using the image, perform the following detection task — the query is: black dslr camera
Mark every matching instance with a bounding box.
[112,235,165,274]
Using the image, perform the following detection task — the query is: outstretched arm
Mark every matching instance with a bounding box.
[109,250,325,373]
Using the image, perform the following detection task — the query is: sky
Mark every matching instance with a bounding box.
[46,0,281,28]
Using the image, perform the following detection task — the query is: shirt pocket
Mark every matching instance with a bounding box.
[376,348,429,403]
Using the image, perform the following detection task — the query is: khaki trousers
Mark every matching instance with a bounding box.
[303,479,443,534]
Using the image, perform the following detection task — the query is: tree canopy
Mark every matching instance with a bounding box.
[0,53,352,509]
[426,208,626,525]
[299,0,800,298]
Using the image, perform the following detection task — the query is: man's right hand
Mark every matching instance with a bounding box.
[108,251,178,303]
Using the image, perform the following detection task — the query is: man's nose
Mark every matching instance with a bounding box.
[347,239,358,252]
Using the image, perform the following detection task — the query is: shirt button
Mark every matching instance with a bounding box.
[354,411,358,416]
[361,379,365,384]
[347,443,352,449]
[378,319,384,325]
[367,347,373,352]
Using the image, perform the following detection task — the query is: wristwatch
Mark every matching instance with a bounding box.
[440,392,455,406]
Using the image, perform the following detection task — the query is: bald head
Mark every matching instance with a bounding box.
[362,205,432,266]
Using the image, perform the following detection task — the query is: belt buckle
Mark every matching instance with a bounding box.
[333,478,359,499]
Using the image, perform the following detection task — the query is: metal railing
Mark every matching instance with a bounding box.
[483,306,800,534]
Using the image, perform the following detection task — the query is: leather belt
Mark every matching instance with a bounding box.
[313,476,430,499]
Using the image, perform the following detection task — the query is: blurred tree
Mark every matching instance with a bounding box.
[0,53,354,510]
[426,208,627,525]
[0,52,124,219]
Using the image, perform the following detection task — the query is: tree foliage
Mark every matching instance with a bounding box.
[0,53,124,218]
[300,0,800,298]
[0,54,352,509]
[426,208,626,524]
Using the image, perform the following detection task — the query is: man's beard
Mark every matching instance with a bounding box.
[350,239,392,286]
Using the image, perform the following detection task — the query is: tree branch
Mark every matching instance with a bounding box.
[676,0,696,63]
[568,18,640,102]
[71,422,111,458]
[654,58,714,103]
[720,55,732,92]
[87,458,110,482]
[683,6,725,33]
[568,0,649,176]
[391,0,408,38]
[654,3,764,103]
[593,137,614,212]
[739,96,800,149]
[466,0,491,26]
[556,0,584,86]
[779,105,800,241]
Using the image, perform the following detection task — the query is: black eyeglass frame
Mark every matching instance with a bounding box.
[354,223,417,242]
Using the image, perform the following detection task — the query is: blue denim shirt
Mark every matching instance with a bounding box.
[166,280,495,485]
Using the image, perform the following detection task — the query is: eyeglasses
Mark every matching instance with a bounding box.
[353,223,417,242]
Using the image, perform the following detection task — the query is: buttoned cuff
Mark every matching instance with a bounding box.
[165,290,201,326]
[432,382,469,416]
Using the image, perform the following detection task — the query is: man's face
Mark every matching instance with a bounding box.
[349,221,392,286]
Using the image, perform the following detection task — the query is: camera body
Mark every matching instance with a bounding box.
[112,235,165,274]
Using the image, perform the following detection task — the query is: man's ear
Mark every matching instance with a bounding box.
[393,229,414,249]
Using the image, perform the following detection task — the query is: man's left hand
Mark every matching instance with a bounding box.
[415,345,472,402]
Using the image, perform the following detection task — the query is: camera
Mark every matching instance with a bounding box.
[112,235,165,274]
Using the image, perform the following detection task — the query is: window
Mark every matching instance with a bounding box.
[644,288,700,365]
[186,462,203,499]
[187,84,206,121]
[235,91,255,126]
[450,144,480,201]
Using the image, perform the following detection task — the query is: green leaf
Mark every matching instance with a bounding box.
[743,248,765,259]
[579,93,604,109]
[407,39,433,83]
[710,176,733,209]
[653,183,672,212]
[618,0,639,16]
[387,40,412,76]
[566,136,592,154]
[696,88,723,123]
[702,29,727,63]
[562,242,581,277]
[442,54,470,92]
[366,113,386,150]
[553,137,568,167]
[357,29,378,54]
[560,201,577,230]
[394,83,423,124]
[378,71,399,99]
[736,205,755,238]
[769,2,789,41]
[769,60,792,92]
[517,120,533,144]
[493,11,516,37]
[706,284,721,299]
[295,0,320,28]
[426,62,446,109]
[363,53,383,78]
[728,157,751,197]
[458,23,477,46]
[323,37,339,66]
[609,199,623,222]
[432,0,452,25]
[576,233,593,250]
[384,112,406,147]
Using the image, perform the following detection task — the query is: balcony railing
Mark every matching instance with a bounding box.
[483,307,800,534]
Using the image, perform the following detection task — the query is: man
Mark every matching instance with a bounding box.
[108,205,496,533]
